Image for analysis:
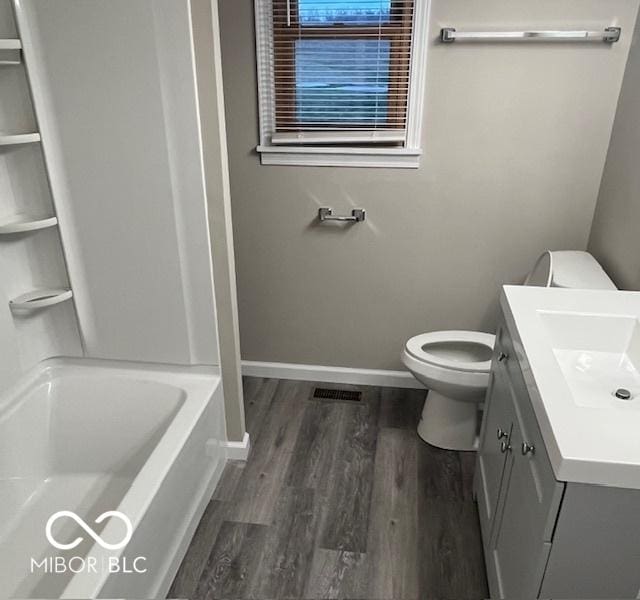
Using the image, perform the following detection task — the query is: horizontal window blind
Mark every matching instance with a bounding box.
[256,0,416,146]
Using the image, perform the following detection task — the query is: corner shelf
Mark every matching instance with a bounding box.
[2,31,75,320]
[0,214,58,234]
[0,132,41,146]
[10,289,73,311]
[0,39,21,50]
[0,38,21,65]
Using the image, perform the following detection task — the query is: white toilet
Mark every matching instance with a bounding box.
[402,250,617,451]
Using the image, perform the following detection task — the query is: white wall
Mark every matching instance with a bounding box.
[219,0,639,370]
[18,0,219,366]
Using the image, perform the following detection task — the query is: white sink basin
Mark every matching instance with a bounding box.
[501,285,640,489]
[539,311,640,410]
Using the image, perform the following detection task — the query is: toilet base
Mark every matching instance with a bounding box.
[417,391,479,451]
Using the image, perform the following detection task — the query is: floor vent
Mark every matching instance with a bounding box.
[312,387,362,402]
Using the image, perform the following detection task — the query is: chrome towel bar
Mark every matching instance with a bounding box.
[318,207,366,223]
[440,27,621,44]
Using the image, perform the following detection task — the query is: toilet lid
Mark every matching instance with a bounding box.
[405,330,496,373]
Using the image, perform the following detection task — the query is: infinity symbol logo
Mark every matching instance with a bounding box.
[45,510,133,551]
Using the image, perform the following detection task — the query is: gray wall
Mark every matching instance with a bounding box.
[589,12,640,290]
[219,0,639,371]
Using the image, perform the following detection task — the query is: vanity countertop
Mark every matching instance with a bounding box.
[501,285,640,489]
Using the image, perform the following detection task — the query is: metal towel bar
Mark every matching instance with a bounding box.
[318,207,366,223]
[440,27,621,44]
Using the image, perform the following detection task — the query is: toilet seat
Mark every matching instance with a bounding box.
[405,330,495,374]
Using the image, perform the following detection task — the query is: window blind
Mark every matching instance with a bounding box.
[256,0,416,146]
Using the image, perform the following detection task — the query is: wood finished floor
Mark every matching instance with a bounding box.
[168,378,488,600]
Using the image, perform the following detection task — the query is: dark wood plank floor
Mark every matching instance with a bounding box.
[168,378,488,600]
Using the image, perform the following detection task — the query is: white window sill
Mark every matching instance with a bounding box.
[256,145,422,169]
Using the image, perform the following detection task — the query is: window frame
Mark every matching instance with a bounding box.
[255,0,430,168]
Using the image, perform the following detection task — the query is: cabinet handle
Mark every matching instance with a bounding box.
[498,352,508,362]
[497,427,509,440]
[521,442,536,456]
[500,440,512,453]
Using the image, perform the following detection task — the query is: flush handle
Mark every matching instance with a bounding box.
[498,352,508,362]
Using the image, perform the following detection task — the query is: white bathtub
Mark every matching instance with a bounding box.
[0,358,226,599]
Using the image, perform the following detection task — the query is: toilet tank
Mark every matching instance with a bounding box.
[524,251,617,290]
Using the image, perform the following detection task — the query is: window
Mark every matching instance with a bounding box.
[255,0,429,167]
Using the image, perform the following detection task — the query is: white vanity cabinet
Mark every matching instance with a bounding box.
[475,314,640,599]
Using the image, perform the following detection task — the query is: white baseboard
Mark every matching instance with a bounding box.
[221,431,251,460]
[241,360,425,390]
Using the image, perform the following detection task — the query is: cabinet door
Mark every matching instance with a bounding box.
[492,407,564,599]
[476,365,515,551]
[541,483,640,599]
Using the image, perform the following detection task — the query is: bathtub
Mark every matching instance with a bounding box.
[0,358,226,599]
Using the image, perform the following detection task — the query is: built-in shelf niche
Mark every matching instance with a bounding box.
[1,225,74,312]
[0,0,16,38]
[0,46,37,134]
[0,144,55,217]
